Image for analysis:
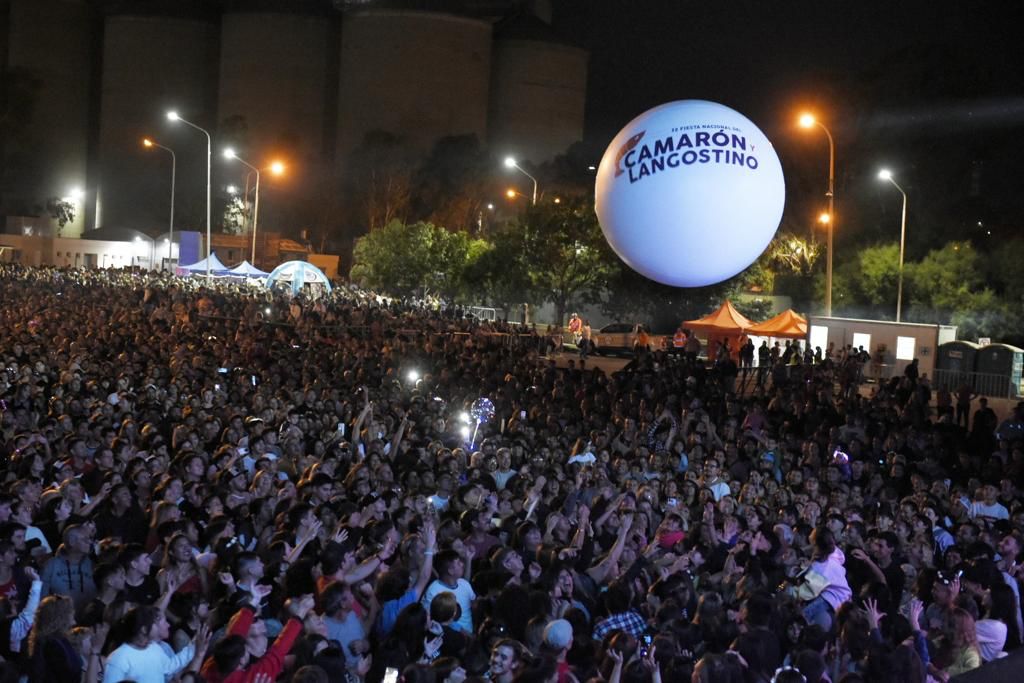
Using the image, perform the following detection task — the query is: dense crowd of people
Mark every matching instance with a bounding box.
[0,262,1023,683]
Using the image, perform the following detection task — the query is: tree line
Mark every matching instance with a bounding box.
[350,194,1024,346]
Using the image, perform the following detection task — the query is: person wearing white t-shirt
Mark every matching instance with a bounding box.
[421,549,475,634]
[969,485,1010,521]
[492,450,517,490]
[701,460,731,502]
[103,605,209,683]
[12,502,50,557]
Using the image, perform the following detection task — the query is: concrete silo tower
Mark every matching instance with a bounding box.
[96,1,219,232]
[487,11,587,164]
[335,7,492,158]
[3,0,97,237]
[217,0,337,251]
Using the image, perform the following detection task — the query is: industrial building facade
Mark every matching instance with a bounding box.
[0,0,587,238]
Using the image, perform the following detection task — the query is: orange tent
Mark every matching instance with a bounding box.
[746,309,808,339]
[683,300,753,360]
[684,300,754,333]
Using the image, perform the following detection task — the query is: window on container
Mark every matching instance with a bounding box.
[810,325,829,353]
[852,332,871,352]
[896,336,916,361]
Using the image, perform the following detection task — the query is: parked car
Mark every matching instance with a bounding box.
[592,323,666,356]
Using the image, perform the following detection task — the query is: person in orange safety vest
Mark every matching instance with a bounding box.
[673,326,688,353]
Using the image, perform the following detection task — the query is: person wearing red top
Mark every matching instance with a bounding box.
[201,595,315,683]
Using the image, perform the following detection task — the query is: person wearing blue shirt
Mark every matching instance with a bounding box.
[376,522,436,637]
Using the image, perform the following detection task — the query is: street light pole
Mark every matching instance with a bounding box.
[243,169,257,233]
[143,138,175,270]
[879,170,908,322]
[798,114,836,317]
[167,111,212,279]
[224,150,260,264]
[503,156,538,205]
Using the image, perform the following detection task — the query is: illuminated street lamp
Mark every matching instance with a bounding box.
[818,212,831,225]
[798,112,836,316]
[477,202,496,234]
[505,188,523,200]
[142,138,176,270]
[223,148,285,264]
[878,169,908,322]
[503,156,537,205]
[167,110,212,278]
[224,148,260,265]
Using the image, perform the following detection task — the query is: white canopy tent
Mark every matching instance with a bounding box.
[225,260,270,278]
[176,253,230,276]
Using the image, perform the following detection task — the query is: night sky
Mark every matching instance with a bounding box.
[552,0,1024,251]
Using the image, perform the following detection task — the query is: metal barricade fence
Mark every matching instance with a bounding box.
[933,368,1021,399]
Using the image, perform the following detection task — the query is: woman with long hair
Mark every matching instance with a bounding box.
[977,582,1020,660]
[367,602,440,682]
[104,605,209,683]
[158,532,209,598]
[28,595,87,682]
[942,607,981,677]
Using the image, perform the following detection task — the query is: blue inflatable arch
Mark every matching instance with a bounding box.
[265,260,332,296]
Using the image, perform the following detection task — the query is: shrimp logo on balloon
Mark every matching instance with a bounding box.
[595,100,785,288]
[614,131,646,177]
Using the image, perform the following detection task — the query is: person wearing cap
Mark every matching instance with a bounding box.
[540,619,574,683]
[220,468,251,510]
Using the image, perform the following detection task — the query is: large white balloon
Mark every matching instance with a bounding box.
[595,100,785,287]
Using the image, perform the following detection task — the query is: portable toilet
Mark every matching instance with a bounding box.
[975,343,1024,398]
[937,341,980,373]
